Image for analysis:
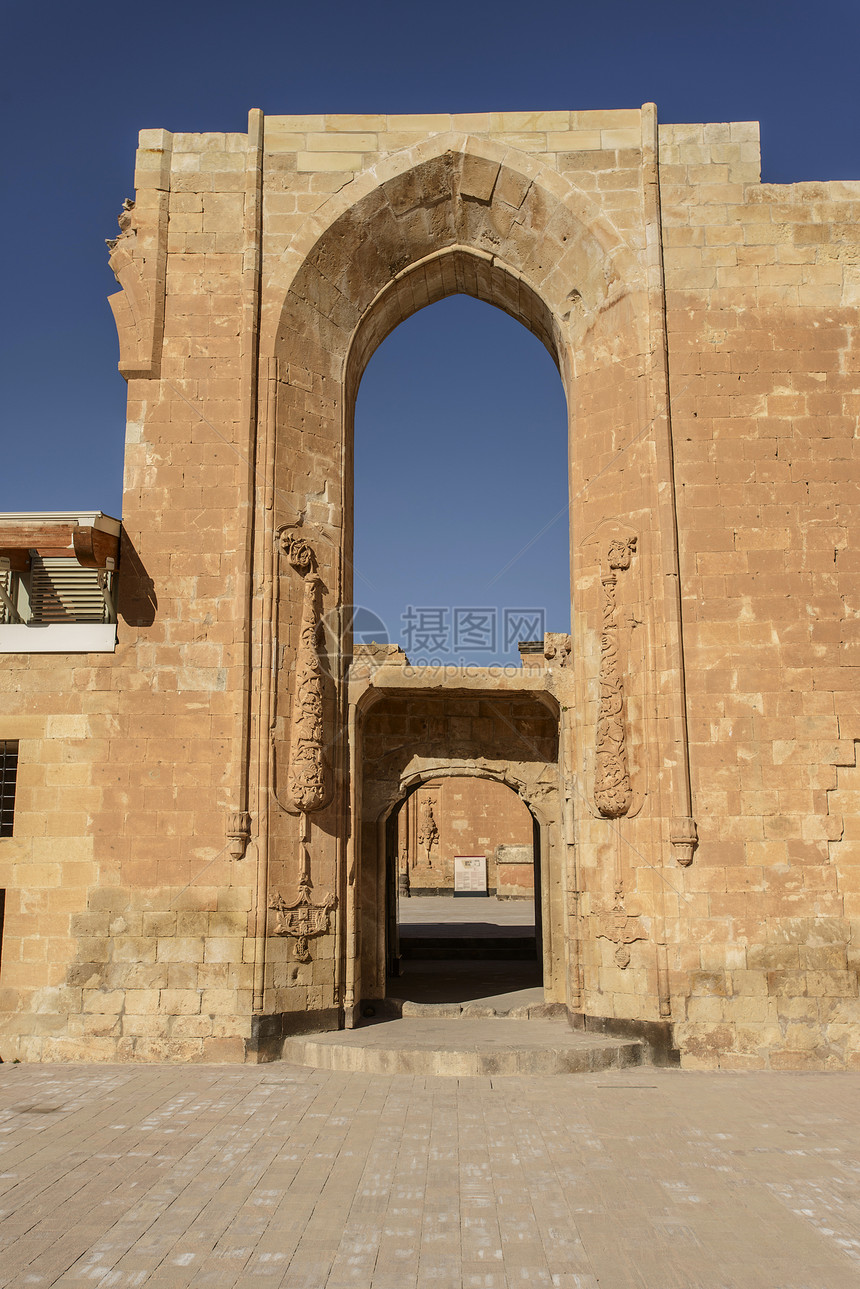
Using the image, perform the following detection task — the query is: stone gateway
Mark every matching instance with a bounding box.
[0,107,857,1069]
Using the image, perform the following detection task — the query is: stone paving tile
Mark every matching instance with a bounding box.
[2,1064,860,1287]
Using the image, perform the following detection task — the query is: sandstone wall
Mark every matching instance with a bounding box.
[660,121,860,1068]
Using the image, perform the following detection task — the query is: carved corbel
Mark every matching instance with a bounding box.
[226,810,251,860]
[106,189,168,379]
[594,536,636,818]
[670,816,698,867]
[107,246,153,377]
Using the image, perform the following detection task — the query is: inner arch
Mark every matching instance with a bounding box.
[387,772,543,1008]
[345,246,568,406]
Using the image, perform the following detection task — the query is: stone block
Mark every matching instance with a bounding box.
[156,937,204,963]
[296,152,364,172]
[170,1014,212,1038]
[203,1036,247,1062]
[83,990,125,1015]
[159,989,201,1016]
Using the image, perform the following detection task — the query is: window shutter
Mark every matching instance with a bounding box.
[29,557,110,624]
[0,569,12,624]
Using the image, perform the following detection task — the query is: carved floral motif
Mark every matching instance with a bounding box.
[417,797,439,865]
[270,874,336,964]
[593,883,645,968]
[594,536,636,818]
[268,530,336,964]
[280,533,316,578]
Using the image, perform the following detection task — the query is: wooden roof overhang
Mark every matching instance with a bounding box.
[0,514,121,572]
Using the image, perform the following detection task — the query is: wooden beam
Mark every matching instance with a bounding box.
[73,527,120,569]
[0,549,30,573]
[0,524,75,551]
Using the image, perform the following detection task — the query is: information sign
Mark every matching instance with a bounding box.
[453,855,488,895]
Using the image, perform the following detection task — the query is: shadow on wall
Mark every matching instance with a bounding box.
[116,531,157,627]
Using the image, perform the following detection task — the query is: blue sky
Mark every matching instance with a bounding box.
[1,0,858,662]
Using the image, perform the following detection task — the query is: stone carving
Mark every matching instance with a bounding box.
[670,815,698,867]
[544,633,572,668]
[398,846,411,897]
[268,532,335,963]
[594,883,645,968]
[594,536,636,818]
[226,810,251,860]
[105,197,135,253]
[280,531,329,813]
[270,872,336,964]
[417,796,439,865]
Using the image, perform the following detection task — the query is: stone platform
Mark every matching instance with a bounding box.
[283,1017,643,1076]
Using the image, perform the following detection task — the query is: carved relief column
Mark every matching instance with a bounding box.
[594,536,636,818]
[268,532,336,963]
[282,534,330,813]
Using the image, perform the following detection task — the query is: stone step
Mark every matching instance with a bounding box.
[281,1017,644,1077]
[388,995,552,1019]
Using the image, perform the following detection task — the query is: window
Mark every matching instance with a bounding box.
[0,741,18,837]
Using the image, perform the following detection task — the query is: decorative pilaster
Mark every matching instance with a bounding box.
[417,796,439,866]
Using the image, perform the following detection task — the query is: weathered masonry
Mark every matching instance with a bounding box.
[0,108,858,1069]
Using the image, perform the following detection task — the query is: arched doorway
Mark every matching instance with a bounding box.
[386,773,544,1008]
[352,685,564,1013]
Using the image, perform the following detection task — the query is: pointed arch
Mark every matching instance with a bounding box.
[259,133,640,363]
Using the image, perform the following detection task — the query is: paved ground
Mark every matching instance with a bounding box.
[3,1062,860,1287]
[393,895,540,1007]
[399,896,535,929]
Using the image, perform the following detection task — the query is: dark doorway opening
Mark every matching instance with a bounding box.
[385,780,544,1008]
